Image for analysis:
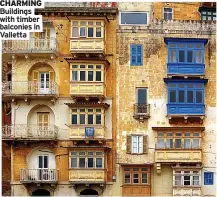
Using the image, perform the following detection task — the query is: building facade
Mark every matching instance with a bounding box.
[1,2,216,197]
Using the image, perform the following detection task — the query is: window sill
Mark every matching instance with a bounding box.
[129,153,147,155]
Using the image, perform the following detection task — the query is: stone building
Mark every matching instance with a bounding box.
[1,2,216,197]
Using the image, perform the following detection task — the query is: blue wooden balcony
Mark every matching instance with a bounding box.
[167,63,205,75]
[167,104,205,115]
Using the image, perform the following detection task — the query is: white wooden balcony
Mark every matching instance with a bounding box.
[2,38,58,56]
[69,169,106,183]
[2,124,58,140]
[2,81,59,101]
[20,169,58,183]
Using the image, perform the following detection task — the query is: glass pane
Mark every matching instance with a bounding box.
[88,65,94,69]
[179,90,185,103]
[80,114,85,124]
[178,44,185,48]
[96,114,101,124]
[175,139,182,148]
[196,43,203,48]
[88,158,94,168]
[96,158,102,168]
[196,84,203,88]
[71,152,77,156]
[184,139,190,149]
[170,90,176,103]
[88,115,93,124]
[167,133,173,137]
[196,90,203,103]
[79,158,85,168]
[96,27,102,37]
[88,71,93,81]
[80,21,86,25]
[187,90,193,103]
[80,27,86,37]
[72,115,77,124]
[44,156,48,168]
[96,22,101,26]
[72,65,78,68]
[133,174,139,183]
[193,133,200,137]
[158,132,164,137]
[80,109,85,112]
[184,133,190,137]
[80,71,85,81]
[166,139,173,148]
[169,43,176,48]
[72,71,77,81]
[176,133,182,137]
[187,51,193,63]
[184,176,191,185]
[72,27,78,37]
[164,8,172,12]
[88,27,94,37]
[138,89,147,104]
[73,21,78,25]
[187,43,194,48]
[169,50,176,63]
[88,21,93,25]
[96,71,102,81]
[71,158,77,168]
[175,175,182,186]
[196,50,202,63]
[158,139,164,148]
[125,173,130,183]
[187,84,193,88]
[80,65,85,68]
[121,12,147,25]
[142,173,147,183]
[193,176,200,185]
[96,152,102,156]
[193,139,200,148]
[39,156,43,168]
[179,50,185,62]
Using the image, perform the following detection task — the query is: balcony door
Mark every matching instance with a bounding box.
[37,112,50,137]
[40,73,49,93]
[38,155,49,181]
[137,88,147,114]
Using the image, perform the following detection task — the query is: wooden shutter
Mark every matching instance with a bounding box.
[33,70,39,81]
[37,113,43,126]
[143,135,148,154]
[126,135,132,154]
[34,32,40,38]
[37,113,50,126]
[49,71,54,81]
[43,113,49,126]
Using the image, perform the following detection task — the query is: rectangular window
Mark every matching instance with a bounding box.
[164,8,172,20]
[137,88,147,104]
[124,173,131,184]
[80,71,86,81]
[158,139,164,149]
[72,115,77,124]
[175,175,182,186]
[201,10,216,21]
[130,44,143,66]
[174,170,201,186]
[204,172,214,185]
[184,175,191,185]
[120,12,148,25]
[88,71,94,81]
[132,136,143,154]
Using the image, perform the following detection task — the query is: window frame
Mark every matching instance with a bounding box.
[200,10,216,21]
[120,11,149,26]
[204,172,214,185]
[130,44,143,66]
[163,7,173,20]
[131,135,143,154]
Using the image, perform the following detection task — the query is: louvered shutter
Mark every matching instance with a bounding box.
[126,135,132,154]
[137,45,142,65]
[143,135,148,154]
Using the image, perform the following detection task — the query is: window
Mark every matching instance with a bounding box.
[120,12,148,25]
[71,20,104,38]
[132,136,143,154]
[71,64,104,82]
[70,151,104,169]
[168,42,205,64]
[164,8,172,20]
[71,108,104,125]
[157,132,201,149]
[123,167,150,184]
[174,170,201,186]
[204,172,214,185]
[130,44,143,66]
[201,10,216,21]
[168,83,204,105]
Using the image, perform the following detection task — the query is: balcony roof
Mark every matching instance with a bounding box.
[152,127,205,132]
[164,38,208,45]
[65,102,110,109]
[164,78,208,84]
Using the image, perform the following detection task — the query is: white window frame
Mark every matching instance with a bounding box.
[163,7,173,20]
[119,12,149,26]
[132,135,143,154]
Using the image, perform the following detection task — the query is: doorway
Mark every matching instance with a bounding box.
[32,189,50,196]
[80,189,98,197]
[39,73,49,93]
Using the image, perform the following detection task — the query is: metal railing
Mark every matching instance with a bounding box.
[134,104,150,116]
[2,81,59,96]
[3,38,58,53]
[2,124,58,139]
[20,169,58,182]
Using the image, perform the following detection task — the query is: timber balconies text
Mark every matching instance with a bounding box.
[2,124,58,140]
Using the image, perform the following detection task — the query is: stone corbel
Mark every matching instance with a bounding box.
[156,163,161,174]
[11,98,17,105]
[51,98,56,105]
[24,54,29,59]
[184,116,188,123]
[24,98,30,105]
[12,54,16,60]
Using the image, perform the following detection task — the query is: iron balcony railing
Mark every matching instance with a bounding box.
[134,104,150,117]
[3,38,58,53]
[2,81,59,96]
[2,124,58,140]
[20,169,58,182]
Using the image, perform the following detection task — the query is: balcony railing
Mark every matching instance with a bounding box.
[3,38,58,53]
[2,81,59,96]
[2,124,58,140]
[173,187,201,196]
[20,169,58,183]
[133,104,150,119]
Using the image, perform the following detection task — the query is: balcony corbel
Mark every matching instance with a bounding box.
[24,98,30,105]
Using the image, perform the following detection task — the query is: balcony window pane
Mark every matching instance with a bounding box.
[169,90,176,103]
[88,65,94,69]
[80,114,85,124]
[196,50,202,63]
[196,90,203,103]
[175,175,182,186]
[175,139,182,148]
[79,152,85,156]
[71,158,77,168]
[125,173,130,184]
[193,175,200,185]
[176,133,182,137]
[72,115,77,124]
[142,173,147,183]
[80,27,86,37]
[167,132,173,137]
[96,158,102,168]
[184,133,190,137]
[88,158,94,168]
[169,50,176,63]
[179,50,185,62]
[166,139,173,148]
[187,43,194,48]
[193,139,200,148]
[133,174,139,184]
[88,71,94,81]
[196,44,203,49]
[158,132,164,137]
[187,50,193,63]
[72,71,77,81]
[72,27,78,37]
[96,71,102,81]
[79,158,85,168]
[96,27,102,37]
[178,43,185,48]
[184,139,191,149]
[96,114,101,124]
[158,139,164,148]
[80,65,85,68]
[178,90,185,103]
[44,156,48,168]
[88,114,93,124]
[187,90,194,103]
[193,133,200,137]
[80,71,86,81]
[184,175,191,185]
[88,27,94,37]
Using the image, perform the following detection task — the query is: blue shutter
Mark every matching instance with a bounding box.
[204,172,214,185]
[137,45,142,65]
[130,44,143,66]
[131,45,137,65]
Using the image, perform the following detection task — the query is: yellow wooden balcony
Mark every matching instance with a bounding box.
[70,82,105,98]
[173,187,201,196]
[155,150,202,163]
[69,125,105,140]
[70,39,104,52]
[69,169,106,183]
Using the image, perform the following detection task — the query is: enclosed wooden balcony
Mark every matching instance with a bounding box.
[2,81,59,103]
[2,38,58,57]
[133,104,150,120]
[2,124,58,140]
[155,150,202,163]
[69,169,106,183]
[69,125,105,141]
[173,187,201,196]
[20,169,58,183]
